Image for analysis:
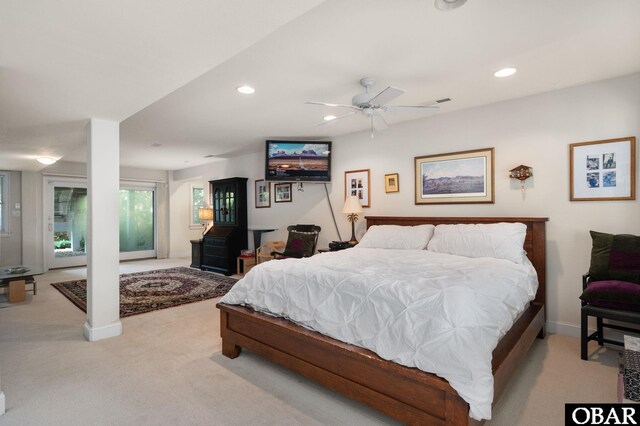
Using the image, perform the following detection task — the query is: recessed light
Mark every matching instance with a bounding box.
[36,157,57,165]
[236,85,255,94]
[435,0,467,11]
[494,67,517,78]
[323,115,337,121]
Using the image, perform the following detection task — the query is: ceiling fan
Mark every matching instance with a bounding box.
[306,77,443,138]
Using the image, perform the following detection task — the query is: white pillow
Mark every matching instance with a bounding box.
[357,225,435,250]
[427,223,527,264]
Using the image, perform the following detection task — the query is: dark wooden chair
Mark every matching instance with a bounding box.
[272,224,321,259]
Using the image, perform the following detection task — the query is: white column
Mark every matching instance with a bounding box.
[83,119,122,341]
[0,367,5,415]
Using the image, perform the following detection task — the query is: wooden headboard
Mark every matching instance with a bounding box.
[365,216,548,306]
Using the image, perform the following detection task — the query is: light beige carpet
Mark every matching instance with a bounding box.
[0,258,620,425]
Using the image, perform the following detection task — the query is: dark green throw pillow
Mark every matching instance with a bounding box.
[589,231,640,284]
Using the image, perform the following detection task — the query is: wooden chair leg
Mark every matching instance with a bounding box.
[596,317,604,346]
[581,309,589,360]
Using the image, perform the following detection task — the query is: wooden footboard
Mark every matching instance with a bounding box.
[217,301,544,425]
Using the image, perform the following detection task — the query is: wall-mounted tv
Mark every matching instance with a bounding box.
[265,140,332,182]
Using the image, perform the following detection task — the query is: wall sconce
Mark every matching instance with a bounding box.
[509,165,533,191]
[197,207,214,236]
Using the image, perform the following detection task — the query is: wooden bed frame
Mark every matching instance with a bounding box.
[217,216,548,425]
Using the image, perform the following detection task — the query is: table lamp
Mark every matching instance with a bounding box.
[342,195,364,245]
[197,207,214,236]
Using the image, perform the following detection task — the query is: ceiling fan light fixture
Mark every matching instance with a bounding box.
[236,85,255,94]
[435,0,467,11]
[323,115,337,121]
[494,67,517,78]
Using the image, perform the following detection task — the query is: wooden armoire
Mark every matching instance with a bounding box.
[201,177,248,276]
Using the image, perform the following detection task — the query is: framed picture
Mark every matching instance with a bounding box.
[344,169,370,207]
[414,147,495,204]
[274,183,292,203]
[570,137,636,201]
[255,179,271,208]
[384,173,399,193]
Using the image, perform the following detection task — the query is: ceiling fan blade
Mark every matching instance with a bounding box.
[383,105,440,115]
[313,111,357,127]
[367,86,405,106]
[305,101,360,110]
[372,114,389,131]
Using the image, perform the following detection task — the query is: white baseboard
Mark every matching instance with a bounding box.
[83,321,122,342]
[546,320,581,338]
[0,390,5,415]
[546,320,627,344]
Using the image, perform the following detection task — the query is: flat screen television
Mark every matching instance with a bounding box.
[265,140,332,182]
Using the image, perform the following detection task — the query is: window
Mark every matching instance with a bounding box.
[0,172,8,235]
[190,184,205,228]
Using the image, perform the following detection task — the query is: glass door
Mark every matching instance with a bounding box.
[44,179,157,268]
[119,184,156,260]
[45,178,88,269]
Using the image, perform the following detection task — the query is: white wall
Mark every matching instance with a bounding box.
[177,72,640,336]
[168,173,207,258]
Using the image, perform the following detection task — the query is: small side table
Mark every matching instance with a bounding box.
[237,256,256,276]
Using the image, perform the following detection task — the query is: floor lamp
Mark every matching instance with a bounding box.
[342,195,364,246]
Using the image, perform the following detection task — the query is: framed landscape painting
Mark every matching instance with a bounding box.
[414,148,494,204]
[570,137,636,201]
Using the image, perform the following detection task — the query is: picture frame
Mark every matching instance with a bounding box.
[414,147,495,204]
[570,137,636,201]
[274,183,292,203]
[344,169,370,207]
[255,179,271,208]
[385,173,399,193]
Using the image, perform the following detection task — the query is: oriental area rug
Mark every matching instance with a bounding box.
[51,267,237,317]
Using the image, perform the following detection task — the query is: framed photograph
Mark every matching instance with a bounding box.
[255,179,271,208]
[344,169,370,207]
[570,137,636,201]
[414,147,495,204]
[274,183,292,203]
[385,173,399,193]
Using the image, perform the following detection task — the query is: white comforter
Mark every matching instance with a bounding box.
[220,247,538,420]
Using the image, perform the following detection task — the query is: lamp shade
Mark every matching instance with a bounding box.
[197,207,213,221]
[342,195,364,214]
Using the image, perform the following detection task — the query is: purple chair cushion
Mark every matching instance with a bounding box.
[580,280,640,311]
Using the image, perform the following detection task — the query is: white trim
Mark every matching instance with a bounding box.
[0,171,9,237]
[546,320,581,338]
[83,320,122,341]
[189,184,205,229]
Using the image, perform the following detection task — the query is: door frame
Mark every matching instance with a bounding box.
[43,177,158,269]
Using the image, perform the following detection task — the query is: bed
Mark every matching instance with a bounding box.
[216,216,547,425]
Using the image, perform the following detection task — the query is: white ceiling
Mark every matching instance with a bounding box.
[2,0,639,172]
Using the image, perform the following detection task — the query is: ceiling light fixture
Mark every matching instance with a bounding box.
[323,115,337,121]
[36,157,57,165]
[435,0,467,11]
[236,85,255,94]
[494,67,517,78]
